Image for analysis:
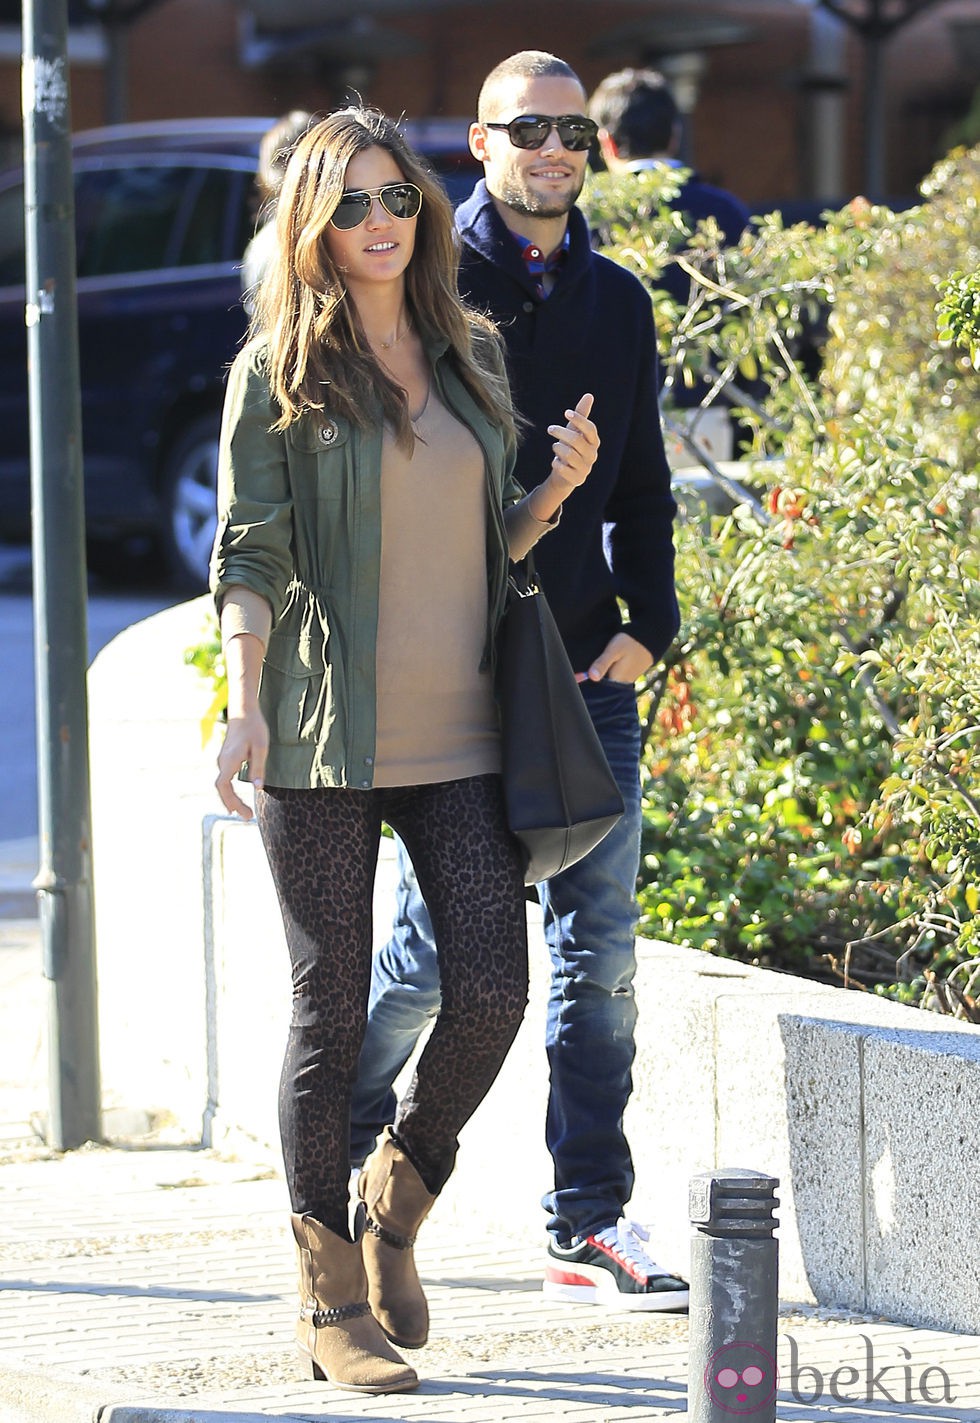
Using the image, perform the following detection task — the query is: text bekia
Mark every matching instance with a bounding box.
[784,1333,955,1406]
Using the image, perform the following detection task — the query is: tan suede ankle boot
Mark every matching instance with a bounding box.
[291,1206,418,1393]
[358,1127,437,1349]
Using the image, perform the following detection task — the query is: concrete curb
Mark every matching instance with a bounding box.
[98,1408,296,1423]
[0,1366,298,1423]
[0,1364,112,1423]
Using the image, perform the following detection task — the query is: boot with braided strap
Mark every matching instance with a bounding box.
[358,1127,437,1348]
[290,1205,418,1393]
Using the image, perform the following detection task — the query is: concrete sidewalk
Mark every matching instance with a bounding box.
[3,916,980,1422]
[2,1139,980,1423]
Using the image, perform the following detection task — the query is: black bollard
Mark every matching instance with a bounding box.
[688,1168,780,1423]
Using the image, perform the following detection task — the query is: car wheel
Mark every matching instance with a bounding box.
[161,414,221,590]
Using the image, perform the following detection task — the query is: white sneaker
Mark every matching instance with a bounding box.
[544,1217,689,1312]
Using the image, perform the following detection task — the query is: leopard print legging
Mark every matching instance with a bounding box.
[256,773,528,1236]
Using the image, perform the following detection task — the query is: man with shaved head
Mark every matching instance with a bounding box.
[352,51,687,1314]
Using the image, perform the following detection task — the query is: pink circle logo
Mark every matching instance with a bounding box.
[705,1342,778,1415]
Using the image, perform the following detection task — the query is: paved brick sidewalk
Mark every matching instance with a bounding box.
[1,1144,979,1422]
[3,913,980,1421]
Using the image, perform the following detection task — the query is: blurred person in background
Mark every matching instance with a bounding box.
[241,109,312,314]
[588,67,749,301]
[589,68,751,444]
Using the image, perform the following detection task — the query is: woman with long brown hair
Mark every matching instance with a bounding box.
[211,106,598,1394]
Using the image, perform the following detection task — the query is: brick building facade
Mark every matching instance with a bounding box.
[2,0,978,206]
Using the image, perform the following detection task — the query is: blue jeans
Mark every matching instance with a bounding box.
[351,679,643,1243]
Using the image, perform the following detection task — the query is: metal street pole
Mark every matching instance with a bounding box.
[22,0,102,1149]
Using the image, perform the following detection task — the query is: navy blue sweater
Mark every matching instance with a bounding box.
[456,182,680,672]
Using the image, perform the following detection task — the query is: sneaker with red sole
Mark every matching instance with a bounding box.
[543,1218,689,1311]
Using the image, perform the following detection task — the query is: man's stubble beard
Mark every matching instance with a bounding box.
[493,171,585,220]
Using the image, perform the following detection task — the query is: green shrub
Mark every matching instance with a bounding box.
[584,146,980,1010]
[183,616,226,748]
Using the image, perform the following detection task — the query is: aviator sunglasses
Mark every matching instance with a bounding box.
[483,114,598,152]
[330,182,424,231]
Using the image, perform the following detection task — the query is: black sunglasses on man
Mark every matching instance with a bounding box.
[483,114,598,152]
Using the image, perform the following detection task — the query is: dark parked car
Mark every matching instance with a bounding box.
[0,117,479,587]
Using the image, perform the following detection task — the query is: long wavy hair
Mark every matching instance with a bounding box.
[253,106,516,451]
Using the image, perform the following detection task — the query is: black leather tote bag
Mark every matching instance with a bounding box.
[496,558,625,885]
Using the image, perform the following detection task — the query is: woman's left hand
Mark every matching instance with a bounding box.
[547,391,599,490]
[527,393,600,525]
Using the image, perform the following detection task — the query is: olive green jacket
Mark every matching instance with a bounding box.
[211,334,526,790]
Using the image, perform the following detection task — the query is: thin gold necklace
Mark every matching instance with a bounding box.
[378,319,412,350]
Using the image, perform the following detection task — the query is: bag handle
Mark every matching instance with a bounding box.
[508,550,541,600]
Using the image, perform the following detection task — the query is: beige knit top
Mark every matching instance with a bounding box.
[373,386,500,787]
